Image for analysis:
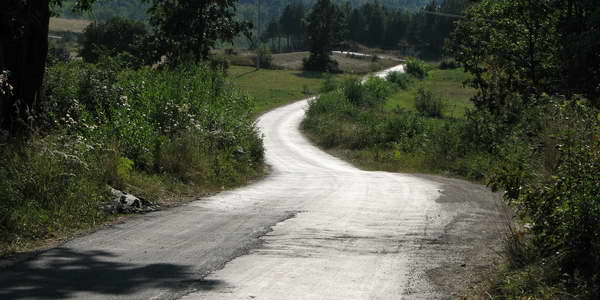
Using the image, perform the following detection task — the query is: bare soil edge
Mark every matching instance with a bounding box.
[417,174,510,299]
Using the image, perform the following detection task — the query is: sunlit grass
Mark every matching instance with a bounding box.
[385,68,476,119]
[229,65,356,116]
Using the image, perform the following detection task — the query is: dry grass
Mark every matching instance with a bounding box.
[271,51,399,74]
[49,17,91,33]
[271,52,307,70]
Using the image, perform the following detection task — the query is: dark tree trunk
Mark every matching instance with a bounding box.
[0,0,50,137]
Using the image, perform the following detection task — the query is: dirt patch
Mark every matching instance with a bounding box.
[417,174,509,299]
[49,17,91,33]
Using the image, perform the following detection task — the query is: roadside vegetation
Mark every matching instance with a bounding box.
[0,58,264,256]
[305,0,600,298]
[0,0,258,257]
[0,0,360,258]
[303,62,480,175]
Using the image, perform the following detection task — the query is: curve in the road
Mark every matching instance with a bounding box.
[0,66,504,300]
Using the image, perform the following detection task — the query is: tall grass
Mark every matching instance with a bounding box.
[0,59,264,255]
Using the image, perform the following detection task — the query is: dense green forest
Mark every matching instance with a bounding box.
[263,0,468,58]
[57,0,431,22]
[56,0,461,59]
[57,0,149,21]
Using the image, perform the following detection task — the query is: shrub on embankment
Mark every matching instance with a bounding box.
[304,70,600,298]
[302,73,491,178]
[0,59,263,254]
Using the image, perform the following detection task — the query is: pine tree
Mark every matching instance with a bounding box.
[303,0,341,72]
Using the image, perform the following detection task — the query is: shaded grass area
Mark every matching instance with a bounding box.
[385,68,475,118]
[229,65,356,116]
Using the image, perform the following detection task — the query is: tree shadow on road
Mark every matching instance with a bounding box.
[0,247,223,299]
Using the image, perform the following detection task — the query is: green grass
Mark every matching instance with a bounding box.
[229,65,356,116]
[385,68,476,119]
[301,67,491,181]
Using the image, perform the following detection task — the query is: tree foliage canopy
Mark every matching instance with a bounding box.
[145,0,252,63]
[303,0,343,72]
[80,17,147,64]
[448,0,600,114]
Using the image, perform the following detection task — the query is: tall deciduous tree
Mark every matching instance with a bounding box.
[448,0,599,112]
[145,0,252,63]
[80,17,148,64]
[448,0,561,115]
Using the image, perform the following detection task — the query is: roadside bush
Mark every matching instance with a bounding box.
[320,74,340,93]
[381,112,426,151]
[386,71,411,89]
[405,58,428,79]
[414,88,446,118]
[343,77,394,108]
[0,136,112,248]
[1,61,264,254]
[439,59,459,70]
[362,77,394,105]
[490,98,600,299]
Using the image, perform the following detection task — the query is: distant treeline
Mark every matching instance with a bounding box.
[263,0,470,59]
[56,0,149,21]
[56,0,432,24]
[56,0,464,59]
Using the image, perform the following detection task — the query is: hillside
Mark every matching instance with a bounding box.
[56,0,431,21]
[56,0,149,21]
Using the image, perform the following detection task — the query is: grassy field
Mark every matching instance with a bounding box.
[301,65,485,179]
[49,17,91,33]
[229,65,356,115]
[385,67,476,118]
[271,51,398,74]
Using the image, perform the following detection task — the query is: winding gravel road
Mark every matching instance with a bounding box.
[0,66,505,300]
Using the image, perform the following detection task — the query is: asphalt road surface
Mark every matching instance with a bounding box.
[0,66,505,300]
